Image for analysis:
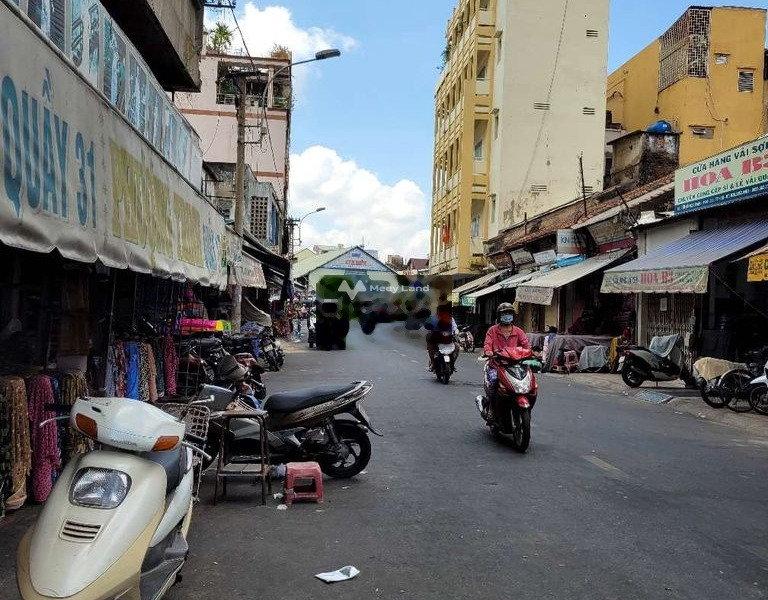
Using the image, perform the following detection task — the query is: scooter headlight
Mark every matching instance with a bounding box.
[506,369,532,394]
[70,468,131,509]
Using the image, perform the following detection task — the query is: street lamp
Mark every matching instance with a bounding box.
[291,207,326,257]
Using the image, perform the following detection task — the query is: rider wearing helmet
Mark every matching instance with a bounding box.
[482,303,531,420]
[483,303,530,356]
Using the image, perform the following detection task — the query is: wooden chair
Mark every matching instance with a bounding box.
[212,409,271,505]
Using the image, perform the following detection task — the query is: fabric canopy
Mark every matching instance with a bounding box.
[602,221,768,294]
[453,270,510,296]
[516,249,633,305]
[465,271,535,299]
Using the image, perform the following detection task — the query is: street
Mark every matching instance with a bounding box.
[2,322,768,600]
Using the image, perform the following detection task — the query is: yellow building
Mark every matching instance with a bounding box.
[430,0,495,278]
[607,6,768,168]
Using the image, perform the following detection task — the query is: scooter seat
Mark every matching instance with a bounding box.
[142,446,188,495]
[264,383,359,414]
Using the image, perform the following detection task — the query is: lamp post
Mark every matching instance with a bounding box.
[231,49,340,330]
[294,207,326,254]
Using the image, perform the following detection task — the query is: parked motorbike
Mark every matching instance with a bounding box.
[259,327,284,371]
[749,359,768,415]
[307,313,317,348]
[457,326,475,353]
[196,380,379,477]
[619,334,692,387]
[177,342,266,400]
[432,339,458,384]
[17,396,210,600]
[475,347,537,452]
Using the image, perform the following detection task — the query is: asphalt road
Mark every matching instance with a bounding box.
[2,322,767,599]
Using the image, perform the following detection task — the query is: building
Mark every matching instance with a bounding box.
[430,0,610,279]
[607,6,768,168]
[387,255,405,271]
[175,50,292,252]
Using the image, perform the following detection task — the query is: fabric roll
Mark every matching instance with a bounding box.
[26,375,60,504]
[152,339,165,398]
[163,336,179,396]
[123,342,141,400]
[0,391,11,517]
[138,343,151,402]
[146,344,158,402]
[59,372,90,461]
[105,344,117,396]
[0,376,31,511]
[113,341,127,398]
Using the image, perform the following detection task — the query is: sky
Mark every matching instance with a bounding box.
[204,1,768,261]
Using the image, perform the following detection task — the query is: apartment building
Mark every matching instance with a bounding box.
[607,6,768,168]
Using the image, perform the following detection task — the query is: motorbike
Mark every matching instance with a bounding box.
[17,396,210,600]
[258,327,284,371]
[457,326,475,353]
[177,341,266,400]
[619,334,692,388]
[475,347,537,452]
[307,313,317,348]
[432,340,457,384]
[749,359,768,415]
[196,380,380,478]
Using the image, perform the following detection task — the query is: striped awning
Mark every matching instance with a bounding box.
[602,221,768,294]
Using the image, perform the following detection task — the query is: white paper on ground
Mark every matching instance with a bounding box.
[315,566,360,583]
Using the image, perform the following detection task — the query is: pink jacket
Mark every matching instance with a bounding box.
[483,324,530,354]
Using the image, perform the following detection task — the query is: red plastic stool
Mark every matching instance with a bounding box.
[283,462,324,504]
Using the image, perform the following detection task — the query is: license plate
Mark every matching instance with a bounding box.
[443,355,451,362]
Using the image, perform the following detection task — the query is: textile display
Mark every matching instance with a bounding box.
[106,341,164,402]
[26,376,60,504]
[124,342,141,400]
[152,339,165,398]
[542,335,615,372]
[164,336,179,396]
[0,391,10,518]
[0,376,31,511]
[138,344,151,402]
[59,372,90,461]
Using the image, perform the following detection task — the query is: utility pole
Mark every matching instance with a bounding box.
[231,74,247,332]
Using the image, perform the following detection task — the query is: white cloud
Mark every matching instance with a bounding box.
[290,146,430,260]
[205,4,356,61]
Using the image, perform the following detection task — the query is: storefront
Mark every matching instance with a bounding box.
[514,249,634,334]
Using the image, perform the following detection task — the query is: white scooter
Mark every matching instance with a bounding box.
[748,359,768,415]
[17,396,210,600]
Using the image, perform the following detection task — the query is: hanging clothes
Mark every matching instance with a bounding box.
[59,372,90,461]
[123,342,141,400]
[26,375,60,504]
[164,336,179,397]
[0,376,31,511]
[112,341,127,398]
[152,339,165,399]
[0,391,11,518]
[105,344,117,397]
[146,344,158,402]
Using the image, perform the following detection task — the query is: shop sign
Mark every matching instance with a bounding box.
[675,137,768,215]
[601,266,709,294]
[460,295,476,308]
[323,248,391,272]
[509,248,534,266]
[533,250,557,266]
[588,220,633,250]
[515,285,555,306]
[556,229,586,255]
[229,255,266,289]
[0,4,227,288]
[747,253,768,282]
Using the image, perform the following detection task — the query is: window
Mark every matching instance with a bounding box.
[494,114,499,139]
[490,195,496,224]
[471,215,481,238]
[533,103,550,111]
[715,53,729,65]
[477,65,487,80]
[474,139,483,159]
[738,70,754,93]
[583,107,596,115]
[586,29,599,38]
[496,34,502,63]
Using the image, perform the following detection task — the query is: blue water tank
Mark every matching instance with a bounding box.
[647,120,673,134]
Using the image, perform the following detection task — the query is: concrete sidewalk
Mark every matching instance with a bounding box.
[560,371,768,438]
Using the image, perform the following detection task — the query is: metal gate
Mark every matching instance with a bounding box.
[645,293,699,372]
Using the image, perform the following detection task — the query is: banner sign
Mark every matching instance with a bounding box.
[556,229,586,255]
[515,285,555,306]
[601,266,709,293]
[747,253,768,282]
[323,248,392,272]
[509,248,534,266]
[675,137,768,214]
[229,254,266,289]
[0,3,226,287]
[533,250,557,266]
[460,295,476,308]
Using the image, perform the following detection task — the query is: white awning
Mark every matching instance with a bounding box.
[517,249,633,305]
[453,269,510,295]
[465,270,536,299]
[229,255,267,289]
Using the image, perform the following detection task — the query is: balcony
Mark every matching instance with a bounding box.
[476,78,490,96]
[473,159,486,175]
[471,237,485,256]
[478,8,494,27]
[216,93,263,107]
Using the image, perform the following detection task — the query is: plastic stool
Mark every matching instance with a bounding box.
[284,462,324,504]
[564,351,579,373]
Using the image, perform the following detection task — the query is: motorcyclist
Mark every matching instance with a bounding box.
[426,311,460,371]
[482,303,531,419]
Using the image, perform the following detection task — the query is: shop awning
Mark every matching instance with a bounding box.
[453,270,510,296]
[601,221,768,294]
[517,249,633,305]
[737,241,768,282]
[465,271,535,300]
[229,254,267,289]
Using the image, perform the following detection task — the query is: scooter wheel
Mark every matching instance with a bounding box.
[621,363,643,388]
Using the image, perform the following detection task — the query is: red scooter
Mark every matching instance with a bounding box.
[475,347,538,452]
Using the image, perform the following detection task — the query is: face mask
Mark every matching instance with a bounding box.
[499,314,514,325]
